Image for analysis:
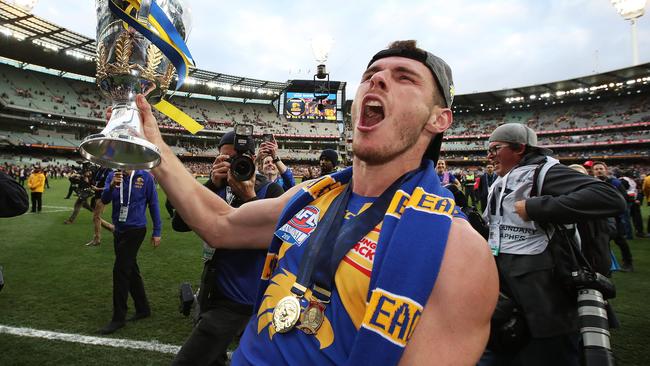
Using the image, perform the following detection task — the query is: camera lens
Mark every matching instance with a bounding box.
[230,155,255,181]
[577,289,615,366]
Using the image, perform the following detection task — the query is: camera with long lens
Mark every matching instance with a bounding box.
[572,269,616,366]
[228,124,256,181]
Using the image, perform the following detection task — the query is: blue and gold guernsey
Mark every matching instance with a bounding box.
[233,163,459,365]
[233,187,379,365]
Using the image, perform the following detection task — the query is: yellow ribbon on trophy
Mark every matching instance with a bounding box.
[153,100,203,134]
[110,0,203,134]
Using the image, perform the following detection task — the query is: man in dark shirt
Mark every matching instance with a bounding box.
[592,161,634,271]
[478,163,497,212]
[98,169,162,334]
[172,131,283,366]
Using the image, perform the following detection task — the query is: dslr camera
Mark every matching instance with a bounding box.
[229,124,256,181]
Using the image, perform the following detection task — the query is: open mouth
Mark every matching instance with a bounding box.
[359,98,385,129]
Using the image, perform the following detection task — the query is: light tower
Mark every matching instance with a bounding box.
[610,0,648,65]
[310,35,334,111]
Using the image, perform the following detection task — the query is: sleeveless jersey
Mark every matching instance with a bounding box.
[232,188,378,365]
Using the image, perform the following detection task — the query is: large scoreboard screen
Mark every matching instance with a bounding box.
[284,92,337,121]
[276,79,346,122]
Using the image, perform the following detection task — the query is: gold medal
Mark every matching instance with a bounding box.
[272,295,301,333]
[297,300,325,335]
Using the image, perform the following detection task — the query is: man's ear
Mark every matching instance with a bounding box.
[424,107,453,135]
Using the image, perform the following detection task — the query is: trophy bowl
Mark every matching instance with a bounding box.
[79,0,191,169]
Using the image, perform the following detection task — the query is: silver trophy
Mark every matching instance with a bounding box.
[79,0,191,169]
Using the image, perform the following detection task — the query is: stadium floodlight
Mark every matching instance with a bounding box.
[311,35,334,80]
[310,35,334,112]
[6,0,39,12]
[610,0,647,65]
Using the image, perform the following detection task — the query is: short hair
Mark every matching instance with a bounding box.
[568,164,589,175]
[384,40,445,107]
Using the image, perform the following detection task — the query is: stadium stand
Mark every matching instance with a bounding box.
[0,1,648,175]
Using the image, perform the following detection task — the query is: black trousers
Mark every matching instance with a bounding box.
[630,201,643,235]
[112,227,150,322]
[172,262,252,366]
[65,184,76,199]
[611,235,633,265]
[30,192,42,212]
[172,301,251,366]
[481,333,580,366]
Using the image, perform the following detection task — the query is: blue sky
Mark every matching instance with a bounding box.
[24,0,650,96]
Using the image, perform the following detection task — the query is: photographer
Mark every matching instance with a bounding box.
[172,130,283,366]
[64,168,80,199]
[481,124,625,365]
[63,169,94,224]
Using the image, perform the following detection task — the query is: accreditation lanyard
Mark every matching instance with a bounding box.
[118,172,135,222]
[487,171,510,256]
[119,172,135,206]
[290,171,411,303]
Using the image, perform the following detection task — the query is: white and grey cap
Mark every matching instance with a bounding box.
[367,47,454,108]
[489,123,553,155]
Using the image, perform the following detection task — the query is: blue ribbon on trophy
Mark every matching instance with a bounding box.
[108,0,202,134]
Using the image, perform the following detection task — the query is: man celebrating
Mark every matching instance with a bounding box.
[132,40,497,365]
[482,123,625,365]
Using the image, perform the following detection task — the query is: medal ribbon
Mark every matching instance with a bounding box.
[290,170,415,302]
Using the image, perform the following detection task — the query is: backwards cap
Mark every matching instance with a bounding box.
[367,42,454,163]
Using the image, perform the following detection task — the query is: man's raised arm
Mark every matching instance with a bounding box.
[134,94,299,249]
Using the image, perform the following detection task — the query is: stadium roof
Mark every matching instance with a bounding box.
[1,0,649,106]
[452,62,650,111]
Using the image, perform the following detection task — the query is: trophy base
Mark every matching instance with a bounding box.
[79,104,162,170]
[79,134,161,170]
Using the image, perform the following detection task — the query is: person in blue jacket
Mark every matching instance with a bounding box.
[98,169,162,335]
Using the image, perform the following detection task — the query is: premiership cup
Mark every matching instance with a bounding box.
[79,0,191,169]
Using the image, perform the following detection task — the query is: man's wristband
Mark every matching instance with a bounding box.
[244,196,258,203]
[272,157,281,163]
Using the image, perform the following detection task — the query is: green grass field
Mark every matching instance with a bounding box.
[0,178,649,365]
